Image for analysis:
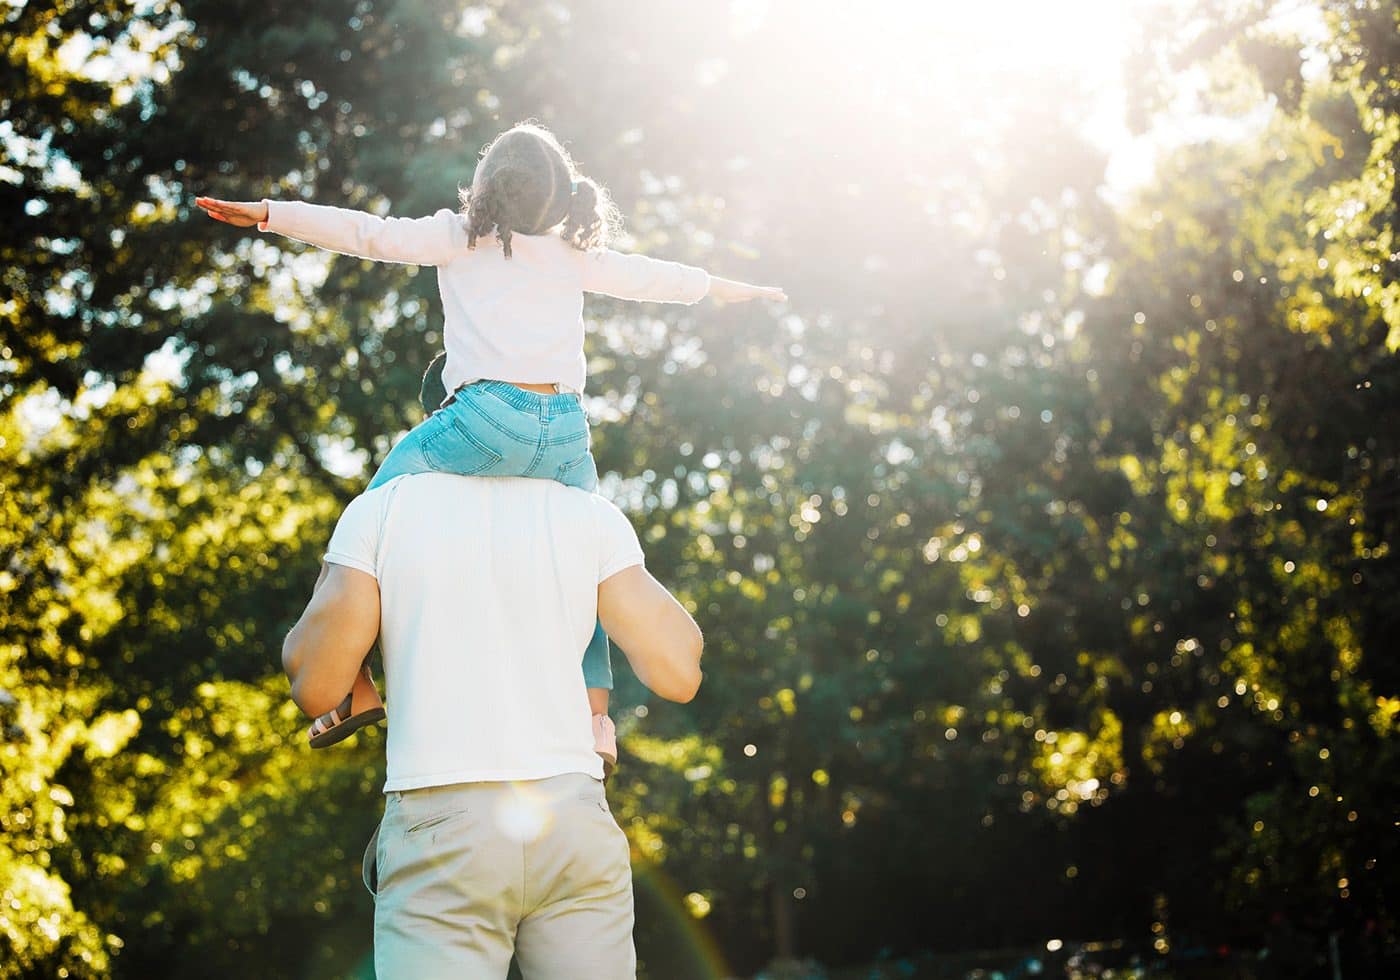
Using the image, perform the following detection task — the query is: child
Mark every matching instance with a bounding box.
[197,122,784,773]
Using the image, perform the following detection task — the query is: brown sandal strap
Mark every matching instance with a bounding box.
[322,693,353,728]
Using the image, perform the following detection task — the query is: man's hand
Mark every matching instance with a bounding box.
[708,275,787,304]
[195,197,269,227]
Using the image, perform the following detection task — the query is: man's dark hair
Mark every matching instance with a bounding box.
[419,350,448,413]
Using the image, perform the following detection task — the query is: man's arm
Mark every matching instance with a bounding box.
[282,562,381,718]
[597,566,703,703]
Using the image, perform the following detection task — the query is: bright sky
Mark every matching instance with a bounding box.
[739,0,1330,196]
[717,0,1195,203]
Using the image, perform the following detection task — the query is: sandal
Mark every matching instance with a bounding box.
[308,664,386,749]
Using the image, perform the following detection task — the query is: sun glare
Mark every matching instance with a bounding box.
[730,0,1143,165]
[736,0,1136,85]
[914,0,1133,77]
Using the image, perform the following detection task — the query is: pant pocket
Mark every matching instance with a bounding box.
[555,451,598,491]
[420,413,504,475]
[362,819,383,896]
[405,809,471,836]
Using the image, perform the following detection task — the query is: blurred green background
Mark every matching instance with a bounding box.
[2,0,1397,977]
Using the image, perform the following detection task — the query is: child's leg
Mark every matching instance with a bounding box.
[371,381,523,491]
[582,620,618,774]
[581,619,613,691]
[554,446,622,773]
[366,415,440,490]
[587,687,610,716]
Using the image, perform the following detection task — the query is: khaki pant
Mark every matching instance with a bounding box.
[363,773,636,979]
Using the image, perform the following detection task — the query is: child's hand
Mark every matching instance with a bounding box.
[708,276,787,304]
[195,197,269,228]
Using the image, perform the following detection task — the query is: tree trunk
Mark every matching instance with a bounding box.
[771,879,795,961]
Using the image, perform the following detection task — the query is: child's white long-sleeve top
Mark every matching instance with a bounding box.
[259,201,711,394]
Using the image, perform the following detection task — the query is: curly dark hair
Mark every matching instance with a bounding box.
[458,122,620,259]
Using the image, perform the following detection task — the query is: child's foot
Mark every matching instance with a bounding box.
[592,713,617,778]
[307,665,386,749]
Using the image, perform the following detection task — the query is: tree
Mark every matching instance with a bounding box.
[4,0,1397,975]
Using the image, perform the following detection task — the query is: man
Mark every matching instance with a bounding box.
[282,471,703,978]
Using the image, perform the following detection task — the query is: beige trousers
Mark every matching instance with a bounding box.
[363,773,636,979]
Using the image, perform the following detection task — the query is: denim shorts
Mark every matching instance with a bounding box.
[367,380,598,492]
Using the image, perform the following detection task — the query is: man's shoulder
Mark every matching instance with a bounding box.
[350,473,412,509]
[367,472,609,511]
[393,474,629,531]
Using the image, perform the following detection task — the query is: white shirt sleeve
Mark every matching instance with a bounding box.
[323,488,389,579]
[593,496,645,583]
[580,248,711,304]
[259,201,470,266]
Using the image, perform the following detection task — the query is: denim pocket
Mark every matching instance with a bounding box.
[555,451,598,491]
[420,414,503,476]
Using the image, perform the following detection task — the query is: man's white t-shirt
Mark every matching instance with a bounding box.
[323,473,645,791]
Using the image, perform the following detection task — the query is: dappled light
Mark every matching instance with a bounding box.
[3,0,1398,977]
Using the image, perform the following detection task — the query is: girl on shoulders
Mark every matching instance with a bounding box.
[197,122,785,769]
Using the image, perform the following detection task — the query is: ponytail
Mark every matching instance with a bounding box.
[561,176,619,252]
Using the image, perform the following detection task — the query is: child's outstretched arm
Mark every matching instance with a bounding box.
[196,196,465,267]
[707,275,786,304]
[581,248,786,306]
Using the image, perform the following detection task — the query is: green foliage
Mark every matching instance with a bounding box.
[2,0,1397,977]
